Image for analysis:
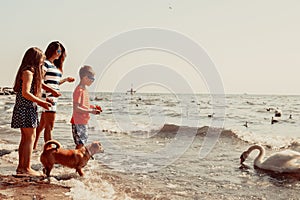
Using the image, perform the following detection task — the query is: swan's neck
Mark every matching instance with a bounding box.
[248,145,265,167]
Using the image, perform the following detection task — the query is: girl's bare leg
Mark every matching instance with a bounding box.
[17,128,40,176]
[33,112,46,150]
[43,112,55,142]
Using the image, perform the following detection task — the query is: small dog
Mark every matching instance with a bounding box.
[40,140,104,177]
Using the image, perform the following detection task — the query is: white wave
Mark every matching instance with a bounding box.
[49,162,132,200]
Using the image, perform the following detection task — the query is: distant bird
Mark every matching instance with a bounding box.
[246,101,254,105]
[243,121,248,128]
[208,113,215,118]
[289,114,293,119]
[271,117,279,124]
[266,107,275,112]
[274,109,282,117]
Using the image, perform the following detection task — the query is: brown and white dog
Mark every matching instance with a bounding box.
[40,140,104,177]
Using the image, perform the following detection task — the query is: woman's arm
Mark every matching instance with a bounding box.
[22,70,52,110]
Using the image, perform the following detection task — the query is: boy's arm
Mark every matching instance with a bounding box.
[73,89,99,115]
[73,102,100,114]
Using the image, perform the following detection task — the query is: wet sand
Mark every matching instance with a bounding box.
[0,137,67,199]
[0,146,70,200]
[0,175,71,200]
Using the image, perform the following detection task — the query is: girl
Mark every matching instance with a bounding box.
[11,47,60,176]
[33,41,74,150]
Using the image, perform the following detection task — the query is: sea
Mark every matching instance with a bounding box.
[1,92,300,199]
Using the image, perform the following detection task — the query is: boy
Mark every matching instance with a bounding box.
[71,65,101,149]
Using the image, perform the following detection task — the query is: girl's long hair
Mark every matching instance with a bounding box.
[45,41,60,60]
[13,47,44,97]
[53,42,65,73]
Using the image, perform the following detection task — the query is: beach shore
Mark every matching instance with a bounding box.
[0,140,163,200]
[0,174,71,200]
[0,148,71,200]
[0,136,73,200]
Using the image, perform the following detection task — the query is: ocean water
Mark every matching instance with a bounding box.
[1,92,300,199]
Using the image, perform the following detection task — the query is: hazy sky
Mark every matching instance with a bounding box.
[1,0,300,95]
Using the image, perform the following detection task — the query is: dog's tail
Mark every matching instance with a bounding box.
[43,140,61,151]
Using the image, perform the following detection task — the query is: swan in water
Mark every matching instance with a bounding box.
[240,145,300,173]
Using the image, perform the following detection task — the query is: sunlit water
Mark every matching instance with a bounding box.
[1,93,300,199]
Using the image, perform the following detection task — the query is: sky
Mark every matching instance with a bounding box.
[1,0,300,95]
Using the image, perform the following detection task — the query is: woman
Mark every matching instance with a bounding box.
[11,47,60,176]
[33,41,74,150]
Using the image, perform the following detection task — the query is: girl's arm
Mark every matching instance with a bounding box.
[42,83,61,97]
[60,77,75,85]
[22,70,52,110]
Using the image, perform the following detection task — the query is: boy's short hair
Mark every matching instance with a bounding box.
[79,65,95,79]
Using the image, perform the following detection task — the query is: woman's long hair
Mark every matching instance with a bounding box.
[13,47,44,97]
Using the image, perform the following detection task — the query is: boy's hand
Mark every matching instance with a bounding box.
[91,109,101,115]
[95,105,102,112]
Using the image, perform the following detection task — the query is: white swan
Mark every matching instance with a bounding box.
[240,145,300,173]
